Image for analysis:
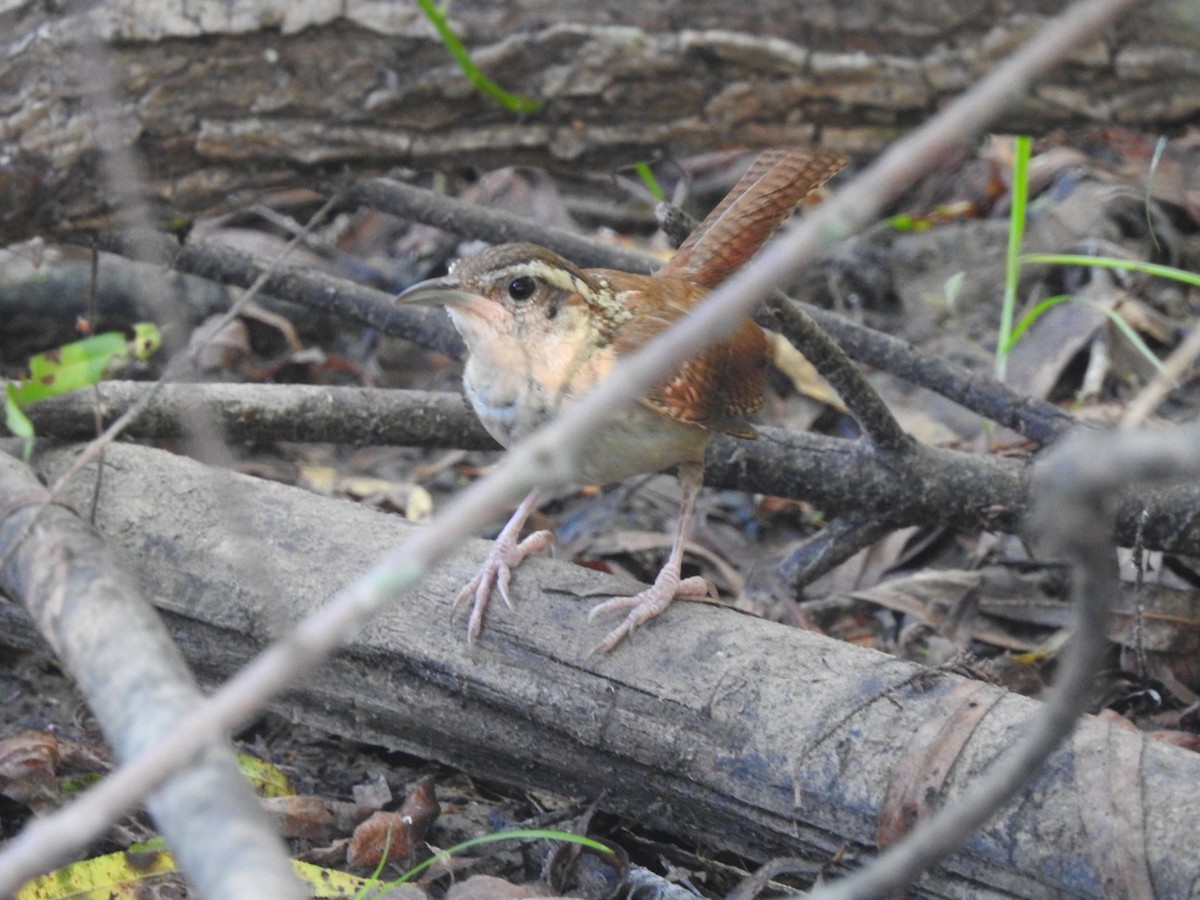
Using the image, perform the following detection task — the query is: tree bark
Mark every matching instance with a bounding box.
[3,439,1197,898]
[0,0,1193,242]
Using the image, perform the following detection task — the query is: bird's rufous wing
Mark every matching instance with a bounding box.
[657,148,846,290]
[605,274,768,438]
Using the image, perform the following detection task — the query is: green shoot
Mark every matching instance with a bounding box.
[999,138,1195,388]
[351,827,394,900]
[416,0,542,114]
[633,162,667,202]
[994,135,1032,383]
[394,828,611,885]
[885,212,932,232]
[1015,249,1200,384]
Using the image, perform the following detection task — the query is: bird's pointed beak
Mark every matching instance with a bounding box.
[394,275,479,308]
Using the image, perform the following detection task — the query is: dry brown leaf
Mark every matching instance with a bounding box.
[765,331,847,412]
[878,682,1004,847]
[0,730,62,812]
[263,795,375,841]
[347,778,440,869]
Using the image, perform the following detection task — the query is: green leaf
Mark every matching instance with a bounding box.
[5,385,35,461]
[885,213,932,232]
[10,327,162,408]
[131,322,162,360]
[19,332,127,404]
[3,325,163,454]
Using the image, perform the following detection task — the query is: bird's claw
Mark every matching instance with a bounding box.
[588,574,710,654]
[454,529,553,646]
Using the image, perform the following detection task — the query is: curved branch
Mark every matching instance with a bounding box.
[0,452,302,898]
[812,423,1200,899]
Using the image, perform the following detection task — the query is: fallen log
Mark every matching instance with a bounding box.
[2,441,1195,897]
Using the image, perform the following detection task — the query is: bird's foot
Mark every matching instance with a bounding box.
[455,525,553,646]
[587,569,710,654]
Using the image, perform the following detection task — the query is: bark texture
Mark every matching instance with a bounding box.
[0,0,1195,242]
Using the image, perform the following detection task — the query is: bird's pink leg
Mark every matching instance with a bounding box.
[455,490,553,645]
[587,463,709,653]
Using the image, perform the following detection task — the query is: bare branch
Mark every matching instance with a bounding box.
[341,178,656,273]
[0,452,303,897]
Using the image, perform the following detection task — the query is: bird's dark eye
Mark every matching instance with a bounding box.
[507,275,537,301]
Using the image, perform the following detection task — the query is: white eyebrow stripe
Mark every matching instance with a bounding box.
[490,260,587,294]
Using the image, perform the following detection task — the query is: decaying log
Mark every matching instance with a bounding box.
[1,0,1195,242]
[0,440,1196,897]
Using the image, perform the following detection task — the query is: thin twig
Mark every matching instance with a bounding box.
[776,514,898,595]
[0,30,310,900]
[763,294,910,451]
[11,199,342,566]
[1120,308,1200,428]
[87,228,464,358]
[0,453,302,900]
[341,177,656,273]
[799,304,1075,443]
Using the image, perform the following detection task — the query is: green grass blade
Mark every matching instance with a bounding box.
[4,385,35,461]
[1021,253,1200,289]
[995,135,1032,383]
[416,0,542,113]
[1004,294,1073,351]
[391,828,611,887]
[1097,302,1168,378]
[1004,293,1167,380]
[634,162,667,202]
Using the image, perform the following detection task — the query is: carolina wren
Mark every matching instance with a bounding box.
[398,148,846,651]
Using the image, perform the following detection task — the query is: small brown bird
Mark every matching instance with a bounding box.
[398,149,845,651]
